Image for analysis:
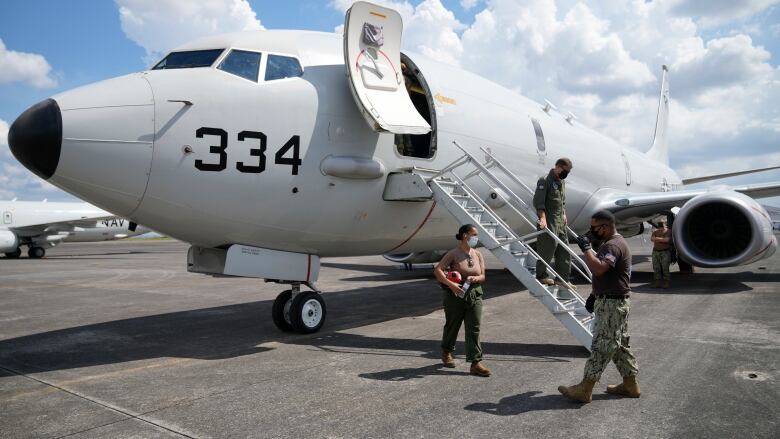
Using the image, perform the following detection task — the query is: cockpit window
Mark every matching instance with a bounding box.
[218,50,262,82]
[153,49,224,70]
[265,55,303,81]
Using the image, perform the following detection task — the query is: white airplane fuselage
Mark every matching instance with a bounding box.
[31,31,679,257]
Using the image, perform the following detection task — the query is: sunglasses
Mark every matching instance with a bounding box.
[467,255,474,268]
[590,224,606,233]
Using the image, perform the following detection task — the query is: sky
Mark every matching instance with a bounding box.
[0,0,779,205]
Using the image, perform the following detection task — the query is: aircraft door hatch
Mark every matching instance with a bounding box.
[3,211,11,224]
[621,152,632,186]
[344,1,432,135]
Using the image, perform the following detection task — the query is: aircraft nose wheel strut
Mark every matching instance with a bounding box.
[271,282,326,334]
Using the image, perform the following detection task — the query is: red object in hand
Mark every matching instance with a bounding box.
[446,271,462,284]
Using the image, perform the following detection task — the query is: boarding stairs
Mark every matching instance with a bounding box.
[398,142,595,349]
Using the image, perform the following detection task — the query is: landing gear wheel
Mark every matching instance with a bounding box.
[28,247,45,259]
[290,291,326,334]
[5,248,22,258]
[272,290,294,332]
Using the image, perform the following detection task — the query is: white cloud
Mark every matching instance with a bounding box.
[0,39,57,88]
[668,0,780,26]
[460,0,479,10]
[116,0,264,64]
[672,34,773,100]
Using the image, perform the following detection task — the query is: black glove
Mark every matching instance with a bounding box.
[585,294,596,313]
[575,234,592,252]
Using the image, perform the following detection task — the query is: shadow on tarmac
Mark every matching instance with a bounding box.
[464,391,621,415]
[629,270,780,294]
[0,274,583,375]
[359,364,471,381]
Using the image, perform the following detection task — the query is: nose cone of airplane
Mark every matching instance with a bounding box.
[8,98,62,180]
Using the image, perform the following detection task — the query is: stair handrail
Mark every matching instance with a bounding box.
[450,141,593,282]
[442,172,586,299]
[479,146,580,241]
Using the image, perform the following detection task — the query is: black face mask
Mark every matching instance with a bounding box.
[559,169,569,180]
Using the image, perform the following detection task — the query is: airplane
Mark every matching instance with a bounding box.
[6,1,778,335]
[0,200,149,258]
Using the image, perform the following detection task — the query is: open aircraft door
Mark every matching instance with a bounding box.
[344,1,431,135]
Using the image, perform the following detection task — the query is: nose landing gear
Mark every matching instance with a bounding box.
[271,282,326,334]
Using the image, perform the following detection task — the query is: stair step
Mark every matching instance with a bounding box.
[421,156,593,350]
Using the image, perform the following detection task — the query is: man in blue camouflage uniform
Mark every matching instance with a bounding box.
[558,210,640,403]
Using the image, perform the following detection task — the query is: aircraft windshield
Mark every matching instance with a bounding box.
[153,49,225,70]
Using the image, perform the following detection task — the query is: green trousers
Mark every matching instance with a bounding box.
[441,284,483,362]
[535,222,571,281]
[584,297,639,381]
[652,249,671,281]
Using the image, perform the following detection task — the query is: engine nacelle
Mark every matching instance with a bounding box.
[383,250,449,264]
[672,191,777,268]
[0,230,19,252]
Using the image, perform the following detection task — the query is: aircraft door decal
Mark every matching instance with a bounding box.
[343,1,431,135]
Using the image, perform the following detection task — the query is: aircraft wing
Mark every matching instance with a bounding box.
[9,217,113,238]
[596,181,780,221]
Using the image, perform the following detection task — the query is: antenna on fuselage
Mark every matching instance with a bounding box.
[542,99,557,114]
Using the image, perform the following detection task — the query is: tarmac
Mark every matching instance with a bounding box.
[0,238,778,438]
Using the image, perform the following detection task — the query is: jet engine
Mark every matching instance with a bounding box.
[672,191,777,268]
[0,230,19,252]
[383,250,449,264]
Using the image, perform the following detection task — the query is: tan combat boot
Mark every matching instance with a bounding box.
[538,278,555,286]
[606,375,641,398]
[558,378,597,403]
[470,361,491,377]
[652,280,661,288]
[441,350,455,368]
[662,280,670,289]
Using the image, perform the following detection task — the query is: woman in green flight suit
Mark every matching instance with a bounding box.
[434,224,491,377]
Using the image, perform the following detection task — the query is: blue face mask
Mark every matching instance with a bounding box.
[467,236,479,248]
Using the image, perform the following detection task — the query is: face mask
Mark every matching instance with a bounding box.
[559,169,569,180]
[467,236,479,248]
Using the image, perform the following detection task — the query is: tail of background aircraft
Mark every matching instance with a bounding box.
[646,65,670,166]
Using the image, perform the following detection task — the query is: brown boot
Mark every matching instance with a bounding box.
[470,361,491,377]
[662,280,670,289]
[606,375,641,398]
[652,280,661,288]
[558,378,596,403]
[441,350,455,368]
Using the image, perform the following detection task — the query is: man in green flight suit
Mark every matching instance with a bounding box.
[533,158,573,287]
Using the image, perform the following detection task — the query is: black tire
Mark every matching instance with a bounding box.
[290,291,326,334]
[28,247,45,259]
[5,248,22,259]
[271,290,294,332]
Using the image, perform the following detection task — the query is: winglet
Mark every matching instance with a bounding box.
[646,65,669,166]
